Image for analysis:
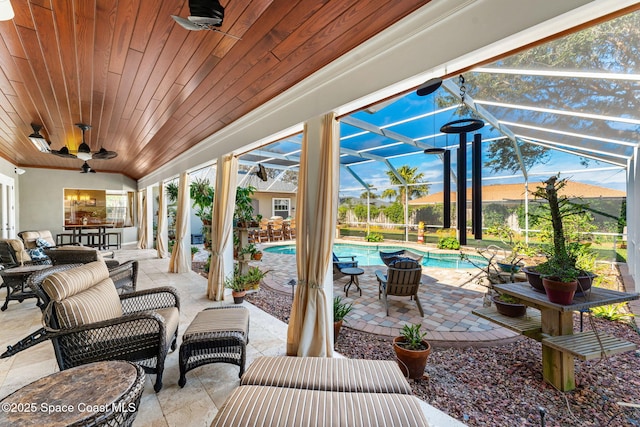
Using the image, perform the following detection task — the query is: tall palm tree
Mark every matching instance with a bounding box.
[382,165,429,208]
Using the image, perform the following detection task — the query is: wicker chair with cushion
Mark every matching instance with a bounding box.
[1,261,179,392]
[0,238,51,266]
[44,246,120,269]
[375,258,424,317]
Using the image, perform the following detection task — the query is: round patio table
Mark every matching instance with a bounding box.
[341,267,364,297]
[0,361,145,426]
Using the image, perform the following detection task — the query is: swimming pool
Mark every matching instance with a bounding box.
[264,243,486,269]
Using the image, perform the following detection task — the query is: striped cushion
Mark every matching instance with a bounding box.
[241,356,412,394]
[184,307,249,338]
[54,278,122,328]
[210,385,428,427]
[43,261,110,301]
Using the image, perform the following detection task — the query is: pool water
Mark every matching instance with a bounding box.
[264,243,486,269]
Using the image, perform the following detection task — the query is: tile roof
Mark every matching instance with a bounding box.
[409,182,625,205]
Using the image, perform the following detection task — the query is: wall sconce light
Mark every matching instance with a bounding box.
[29,124,51,153]
[0,0,14,21]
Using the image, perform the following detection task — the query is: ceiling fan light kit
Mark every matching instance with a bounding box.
[0,0,14,21]
[28,124,51,153]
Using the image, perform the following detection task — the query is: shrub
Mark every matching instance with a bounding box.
[365,232,384,242]
[437,236,460,250]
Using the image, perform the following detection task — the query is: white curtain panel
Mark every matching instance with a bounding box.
[156,181,168,258]
[208,155,238,300]
[136,190,147,249]
[287,113,339,357]
[169,172,191,273]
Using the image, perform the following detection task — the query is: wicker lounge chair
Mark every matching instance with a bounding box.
[376,258,424,317]
[1,261,179,392]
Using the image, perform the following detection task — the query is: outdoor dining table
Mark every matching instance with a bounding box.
[491,282,639,391]
[64,224,113,249]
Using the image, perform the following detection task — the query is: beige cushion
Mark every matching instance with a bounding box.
[54,278,122,329]
[241,356,412,394]
[211,385,429,427]
[184,307,249,338]
[4,239,31,264]
[155,307,180,346]
[20,230,55,249]
[43,261,110,301]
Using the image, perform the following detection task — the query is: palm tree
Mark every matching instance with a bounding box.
[382,165,429,208]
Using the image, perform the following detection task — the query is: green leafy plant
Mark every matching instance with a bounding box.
[591,303,635,322]
[495,293,520,304]
[437,236,460,250]
[365,232,384,242]
[333,296,354,322]
[398,324,428,350]
[190,246,199,255]
[239,243,257,258]
[234,186,256,226]
[190,177,215,223]
[243,266,267,288]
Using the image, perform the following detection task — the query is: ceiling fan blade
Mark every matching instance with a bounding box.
[171,15,203,31]
[92,147,118,159]
[188,15,222,27]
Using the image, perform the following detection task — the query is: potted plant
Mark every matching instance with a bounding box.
[392,323,431,380]
[224,267,247,304]
[234,186,256,228]
[492,293,527,317]
[252,249,263,261]
[333,296,353,341]
[243,266,267,290]
[238,243,257,261]
[190,177,214,225]
[190,246,199,260]
[531,175,592,304]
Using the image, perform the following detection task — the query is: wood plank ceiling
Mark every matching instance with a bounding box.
[0,0,427,179]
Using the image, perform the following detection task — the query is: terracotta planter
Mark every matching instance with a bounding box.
[334,320,343,341]
[542,277,577,305]
[523,266,545,293]
[231,290,246,304]
[253,252,263,261]
[393,337,431,380]
[492,295,526,317]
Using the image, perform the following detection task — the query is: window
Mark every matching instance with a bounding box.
[272,198,290,218]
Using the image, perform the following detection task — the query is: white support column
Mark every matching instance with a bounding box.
[627,152,638,292]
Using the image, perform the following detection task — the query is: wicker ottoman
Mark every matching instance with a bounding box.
[178,306,250,387]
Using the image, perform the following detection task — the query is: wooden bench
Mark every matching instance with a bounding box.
[542,330,637,361]
[472,306,542,340]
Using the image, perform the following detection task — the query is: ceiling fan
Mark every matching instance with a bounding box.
[171,0,240,39]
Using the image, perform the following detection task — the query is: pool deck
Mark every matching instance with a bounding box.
[256,239,521,347]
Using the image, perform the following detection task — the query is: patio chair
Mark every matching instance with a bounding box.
[376,258,424,317]
[333,252,358,280]
[0,238,51,266]
[1,261,180,392]
[379,249,424,266]
[44,246,120,269]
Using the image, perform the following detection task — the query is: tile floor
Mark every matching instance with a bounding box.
[0,246,465,427]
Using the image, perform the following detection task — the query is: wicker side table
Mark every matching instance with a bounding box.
[178,306,250,387]
[0,360,145,426]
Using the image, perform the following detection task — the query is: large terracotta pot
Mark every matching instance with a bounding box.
[542,277,577,305]
[523,266,545,293]
[232,290,246,304]
[492,295,526,317]
[393,337,431,380]
[334,320,343,341]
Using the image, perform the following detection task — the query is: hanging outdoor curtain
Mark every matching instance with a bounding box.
[156,182,168,258]
[169,172,191,273]
[207,155,238,300]
[286,113,339,357]
[136,190,147,249]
